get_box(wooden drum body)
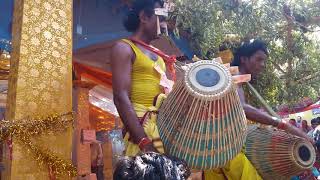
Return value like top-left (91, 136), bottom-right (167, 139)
top-left (157, 60), bottom-right (247, 170)
top-left (245, 125), bottom-right (316, 179)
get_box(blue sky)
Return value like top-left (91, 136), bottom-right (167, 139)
top-left (0, 0), bottom-right (13, 40)
top-left (0, 0), bottom-right (13, 51)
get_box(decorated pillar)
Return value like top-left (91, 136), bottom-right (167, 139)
top-left (3, 0), bottom-right (74, 179)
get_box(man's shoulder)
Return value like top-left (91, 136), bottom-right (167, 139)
top-left (113, 40), bottom-right (132, 50)
top-left (111, 40), bottom-right (134, 57)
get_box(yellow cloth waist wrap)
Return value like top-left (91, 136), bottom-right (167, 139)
top-left (124, 94), bottom-right (167, 156)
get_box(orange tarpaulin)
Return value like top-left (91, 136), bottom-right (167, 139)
top-left (73, 61), bottom-right (112, 88)
top-left (73, 61), bottom-right (118, 131)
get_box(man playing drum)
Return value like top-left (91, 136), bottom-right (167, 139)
top-left (204, 40), bottom-right (312, 180)
top-left (233, 40), bottom-right (311, 141)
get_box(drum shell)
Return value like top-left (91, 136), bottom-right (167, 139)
top-left (245, 125), bottom-right (316, 179)
top-left (157, 61), bottom-right (248, 170)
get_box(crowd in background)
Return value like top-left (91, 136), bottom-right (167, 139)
top-left (288, 116), bottom-right (320, 141)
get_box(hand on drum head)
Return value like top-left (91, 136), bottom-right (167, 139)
top-left (284, 123), bottom-right (315, 144)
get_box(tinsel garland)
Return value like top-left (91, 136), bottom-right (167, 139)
top-left (0, 112), bottom-right (74, 140)
top-left (0, 112), bottom-right (77, 178)
top-left (18, 135), bottom-right (77, 177)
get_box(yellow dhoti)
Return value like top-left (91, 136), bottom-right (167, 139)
top-left (124, 94), bottom-right (166, 156)
top-left (204, 152), bottom-right (262, 180)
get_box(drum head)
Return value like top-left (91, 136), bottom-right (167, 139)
top-left (185, 60), bottom-right (232, 100)
top-left (293, 140), bottom-right (316, 168)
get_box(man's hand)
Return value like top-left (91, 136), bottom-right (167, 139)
top-left (284, 123), bottom-right (315, 144)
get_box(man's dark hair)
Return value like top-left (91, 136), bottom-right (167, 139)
top-left (113, 152), bottom-right (191, 180)
top-left (311, 118), bottom-right (319, 124)
top-left (231, 39), bottom-right (269, 66)
top-left (289, 119), bottom-right (296, 122)
top-left (123, 0), bottom-right (164, 32)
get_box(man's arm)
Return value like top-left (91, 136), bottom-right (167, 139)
top-left (237, 85), bottom-right (313, 142)
top-left (110, 42), bottom-right (157, 152)
top-left (238, 86), bottom-right (278, 126)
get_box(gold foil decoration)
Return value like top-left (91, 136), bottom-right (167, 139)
top-left (0, 51), bottom-right (10, 79)
top-left (0, 53), bottom-right (10, 70)
top-left (4, 0), bottom-right (73, 179)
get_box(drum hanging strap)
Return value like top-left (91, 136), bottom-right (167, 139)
top-left (122, 94), bottom-right (167, 142)
top-left (128, 38), bottom-right (177, 81)
top-left (122, 110), bottom-right (157, 142)
top-left (245, 82), bottom-right (280, 118)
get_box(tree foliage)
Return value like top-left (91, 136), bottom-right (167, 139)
top-left (173, 0), bottom-right (320, 108)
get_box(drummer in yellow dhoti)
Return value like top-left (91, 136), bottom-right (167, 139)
top-left (110, 0), bottom-right (174, 155)
top-left (204, 40), bottom-right (313, 180)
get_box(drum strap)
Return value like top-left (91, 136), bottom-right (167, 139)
top-left (246, 82), bottom-right (280, 118)
top-left (128, 37), bottom-right (177, 81)
top-left (122, 112), bottom-right (156, 142)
